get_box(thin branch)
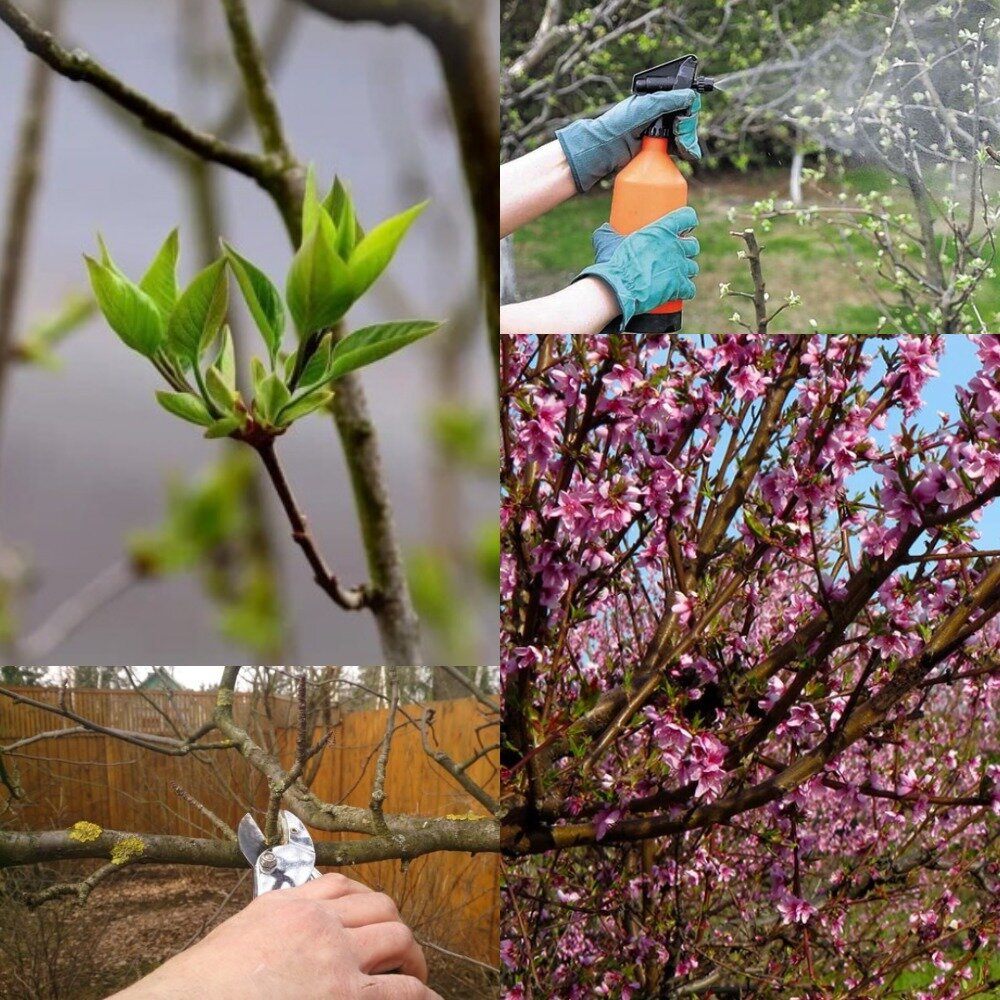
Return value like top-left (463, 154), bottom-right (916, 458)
top-left (326, 349), bottom-right (424, 662)
top-left (218, 0), bottom-right (292, 160)
top-left (253, 438), bottom-right (371, 611)
top-left (15, 558), bottom-right (137, 661)
top-left (20, 856), bottom-right (140, 907)
top-left (0, 0), bottom-right (276, 185)
top-left (0, 686), bottom-right (234, 756)
top-left (420, 707), bottom-right (499, 816)
top-left (369, 666), bottom-right (399, 838)
top-left (170, 781), bottom-right (237, 841)
top-left (414, 933), bottom-right (500, 975)
top-left (437, 665), bottom-right (500, 712)
top-left (0, 0), bottom-right (58, 433)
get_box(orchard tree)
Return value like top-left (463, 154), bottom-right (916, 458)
top-left (501, 335), bottom-right (1000, 998)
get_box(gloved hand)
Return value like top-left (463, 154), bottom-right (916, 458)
top-left (576, 207), bottom-right (700, 325)
top-left (556, 90), bottom-right (701, 194)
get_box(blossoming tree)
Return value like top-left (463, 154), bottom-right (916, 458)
top-left (500, 335), bottom-right (1000, 998)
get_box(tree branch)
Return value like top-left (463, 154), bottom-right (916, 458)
top-left (0, 0), bottom-right (57, 441)
top-left (0, 0), bottom-right (277, 188)
top-left (327, 355), bottom-right (423, 663)
top-left (0, 825), bottom-right (492, 870)
top-left (252, 438), bottom-right (371, 611)
top-left (218, 0), bottom-right (292, 160)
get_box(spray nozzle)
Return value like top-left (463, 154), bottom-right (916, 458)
top-left (632, 54), bottom-right (716, 95)
top-left (632, 55), bottom-right (714, 141)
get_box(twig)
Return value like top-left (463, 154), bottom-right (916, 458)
top-left (21, 856), bottom-right (139, 907)
top-left (262, 673), bottom-right (334, 844)
top-left (15, 558), bottom-right (136, 661)
top-left (0, 0), bottom-right (276, 186)
top-left (0, 0), bottom-right (58, 435)
top-left (730, 229), bottom-right (769, 332)
top-left (170, 781), bottom-right (237, 840)
top-left (370, 666), bottom-right (399, 838)
top-left (420, 707), bottom-right (499, 816)
top-left (218, 0), bottom-right (292, 160)
top-left (414, 933), bottom-right (500, 975)
top-left (253, 438), bottom-right (371, 611)
top-left (437, 665), bottom-right (500, 712)
top-left (0, 686), bottom-right (234, 756)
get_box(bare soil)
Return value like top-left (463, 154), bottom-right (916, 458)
top-left (0, 865), bottom-right (495, 1000)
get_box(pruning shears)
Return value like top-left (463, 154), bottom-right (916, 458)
top-left (238, 809), bottom-right (322, 897)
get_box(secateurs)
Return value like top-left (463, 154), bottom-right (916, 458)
top-left (238, 809), bottom-right (321, 897)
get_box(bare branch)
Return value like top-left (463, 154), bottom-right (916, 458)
top-left (0, 0), bottom-right (276, 187)
top-left (420, 707), bottom-right (499, 816)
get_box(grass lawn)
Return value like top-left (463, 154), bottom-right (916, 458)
top-left (510, 167), bottom-right (1000, 333)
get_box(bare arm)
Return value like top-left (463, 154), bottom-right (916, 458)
top-left (500, 140), bottom-right (577, 239)
top-left (499, 277), bottom-right (618, 337)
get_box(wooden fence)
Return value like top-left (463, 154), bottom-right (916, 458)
top-left (0, 686), bottom-right (499, 963)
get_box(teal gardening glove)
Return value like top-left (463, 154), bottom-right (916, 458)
top-left (555, 90), bottom-right (702, 193)
top-left (577, 207), bottom-right (701, 325)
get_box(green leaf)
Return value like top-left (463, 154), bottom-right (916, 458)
top-left (223, 242), bottom-right (284, 362)
top-left (329, 319), bottom-right (440, 381)
top-left (167, 258), bottom-right (228, 365)
top-left (205, 365), bottom-right (236, 413)
top-left (250, 355), bottom-right (268, 397)
top-left (139, 229), bottom-right (180, 320)
top-left (155, 390), bottom-right (213, 426)
top-left (255, 371), bottom-right (291, 424)
top-left (215, 325), bottom-right (236, 389)
top-left (348, 200), bottom-right (427, 299)
top-left (297, 332), bottom-right (333, 391)
top-left (276, 386), bottom-right (334, 426)
top-left (323, 176), bottom-right (359, 259)
top-left (204, 414), bottom-right (244, 439)
top-left (301, 164), bottom-right (321, 243)
top-left (285, 210), bottom-right (353, 336)
top-left (85, 256), bottom-right (165, 358)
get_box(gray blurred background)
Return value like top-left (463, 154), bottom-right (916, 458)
top-left (0, 0), bottom-right (498, 665)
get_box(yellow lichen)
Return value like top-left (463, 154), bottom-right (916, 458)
top-left (110, 835), bottom-right (145, 865)
top-left (444, 812), bottom-right (486, 822)
top-left (68, 821), bottom-right (102, 843)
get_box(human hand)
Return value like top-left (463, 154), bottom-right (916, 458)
top-left (577, 207), bottom-right (701, 324)
top-left (109, 873), bottom-right (442, 1000)
top-left (555, 90), bottom-right (701, 193)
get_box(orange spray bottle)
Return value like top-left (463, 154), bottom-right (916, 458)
top-left (605, 55), bottom-right (715, 334)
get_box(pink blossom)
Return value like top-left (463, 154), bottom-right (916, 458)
top-left (671, 590), bottom-right (697, 625)
top-left (777, 893), bottom-right (818, 925)
top-left (730, 364), bottom-right (771, 401)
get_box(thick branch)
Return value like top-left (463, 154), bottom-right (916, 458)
top-left (327, 355), bottom-right (423, 663)
top-left (0, 824), bottom-right (495, 870)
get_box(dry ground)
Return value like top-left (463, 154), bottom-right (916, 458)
top-left (0, 864), bottom-right (496, 1000)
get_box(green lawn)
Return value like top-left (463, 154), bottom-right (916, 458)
top-left (510, 167), bottom-right (1000, 333)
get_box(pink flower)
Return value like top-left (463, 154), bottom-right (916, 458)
top-left (973, 333), bottom-right (1000, 372)
top-left (777, 893), bottom-right (818, 925)
top-left (671, 590), bottom-right (697, 625)
top-left (730, 364), bottom-right (771, 401)
top-left (594, 807), bottom-right (624, 841)
top-left (678, 734), bottom-right (728, 801)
